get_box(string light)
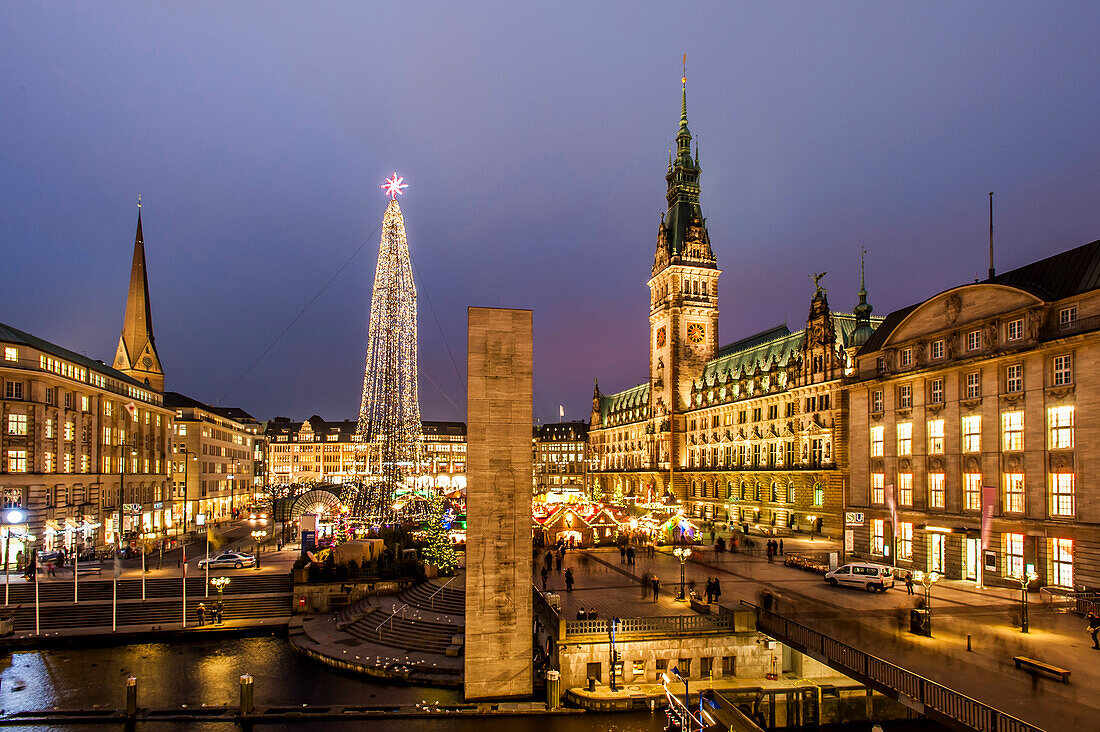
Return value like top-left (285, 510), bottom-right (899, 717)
top-left (347, 179), bottom-right (424, 523)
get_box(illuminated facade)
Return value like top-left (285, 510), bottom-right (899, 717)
top-left (848, 240), bottom-right (1100, 590)
top-left (0, 321), bottom-right (173, 557)
top-left (588, 76), bottom-right (880, 537)
top-left (266, 416), bottom-right (466, 490)
top-left (533, 421), bottom-right (588, 496)
top-left (166, 392), bottom-right (257, 526)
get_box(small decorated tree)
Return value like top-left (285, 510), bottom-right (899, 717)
top-left (421, 491), bottom-right (457, 576)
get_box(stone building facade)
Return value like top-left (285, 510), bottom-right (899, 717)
top-left (588, 79), bottom-right (881, 537)
top-left (265, 416), bottom-right (467, 491)
top-left (533, 420), bottom-right (588, 496)
top-left (847, 240), bottom-right (1100, 590)
top-left (166, 392), bottom-right (258, 527)
top-left (0, 322), bottom-right (173, 557)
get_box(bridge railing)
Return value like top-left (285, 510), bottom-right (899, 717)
top-left (751, 605), bottom-right (1042, 732)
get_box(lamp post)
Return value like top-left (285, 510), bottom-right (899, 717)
top-left (673, 546), bottom-right (692, 601)
top-left (210, 576), bottom-right (230, 625)
top-left (913, 570), bottom-right (940, 635)
top-left (178, 448), bottom-right (198, 535)
top-left (251, 530), bottom-right (266, 570)
top-left (1016, 570), bottom-right (1039, 633)
top-left (806, 514), bottom-right (817, 541)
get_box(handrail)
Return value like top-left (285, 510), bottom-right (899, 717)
top-left (377, 602), bottom-right (410, 639)
top-left (747, 603), bottom-right (1043, 732)
top-left (425, 576), bottom-right (457, 611)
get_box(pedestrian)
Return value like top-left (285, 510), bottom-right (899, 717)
top-left (215, 601), bottom-right (224, 625)
top-left (716, 537), bottom-right (726, 554)
top-left (576, 606), bottom-right (586, 620)
top-left (555, 552), bottom-right (562, 573)
top-left (713, 579), bottom-right (722, 603)
top-left (710, 529), bottom-right (716, 543)
top-left (778, 539), bottom-right (784, 555)
top-left (565, 568), bottom-right (575, 592)
top-left (905, 572), bottom-right (915, 596)
top-left (196, 602), bottom-right (206, 626)
top-left (619, 545), bottom-right (627, 564)
top-left (641, 571), bottom-right (650, 599)
top-left (651, 576), bottom-right (660, 602)
top-left (704, 578), bottom-right (713, 603)
top-left (626, 546), bottom-right (635, 566)
top-left (766, 541), bottom-right (774, 564)
top-left (545, 551), bottom-right (553, 571)
top-left (1087, 609), bottom-right (1100, 650)
top-left (541, 566), bottom-right (549, 590)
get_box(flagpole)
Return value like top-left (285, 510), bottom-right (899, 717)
top-left (73, 544), bottom-right (78, 604)
top-left (205, 530), bottom-right (210, 597)
top-left (182, 543), bottom-right (187, 628)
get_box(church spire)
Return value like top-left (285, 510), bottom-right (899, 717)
top-left (854, 248), bottom-right (873, 322)
top-left (114, 197), bottom-right (164, 391)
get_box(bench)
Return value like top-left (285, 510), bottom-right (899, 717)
top-left (75, 565), bottom-right (103, 576)
top-left (1013, 656), bottom-right (1070, 683)
top-left (689, 597), bottom-right (712, 614)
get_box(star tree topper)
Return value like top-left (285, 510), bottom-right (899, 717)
top-left (381, 173), bottom-right (408, 199)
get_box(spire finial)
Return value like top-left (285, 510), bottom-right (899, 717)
top-left (859, 247), bottom-right (866, 292)
top-left (137, 194), bottom-right (141, 209)
top-left (681, 53), bottom-right (688, 124)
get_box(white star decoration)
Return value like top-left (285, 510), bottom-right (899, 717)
top-left (381, 173), bottom-right (408, 199)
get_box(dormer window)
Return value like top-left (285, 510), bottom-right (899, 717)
top-left (931, 339), bottom-right (944, 360)
top-left (966, 330), bottom-right (981, 351)
top-left (899, 348), bottom-right (912, 367)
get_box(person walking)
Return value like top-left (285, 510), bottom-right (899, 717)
top-left (905, 572), bottom-right (915, 596)
top-left (196, 602), bottom-right (206, 627)
top-left (619, 545), bottom-right (627, 564)
top-left (1087, 609), bottom-right (1100, 649)
top-left (651, 576), bottom-right (660, 602)
top-left (704, 578), bottom-right (713, 604)
top-left (564, 568), bottom-right (575, 592)
top-left (641, 571), bottom-right (650, 599)
top-left (555, 552), bottom-right (563, 573)
top-left (544, 551), bottom-right (553, 571)
top-left (766, 541), bottom-right (774, 563)
top-left (626, 546), bottom-right (635, 567)
top-left (713, 579), bottom-right (722, 603)
top-left (541, 566), bottom-right (549, 590)
top-left (778, 539), bottom-right (784, 555)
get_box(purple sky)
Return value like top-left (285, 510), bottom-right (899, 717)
top-left (4, 3), bottom-right (1100, 425)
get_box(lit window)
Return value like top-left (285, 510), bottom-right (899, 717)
top-left (871, 390), bottom-right (883, 413)
top-left (929, 378), bottom-right (943, 404)
top-left (927, 419), bottom-right (944, 454)
top-left (1005, 534), bottom-right (1024, 578)
top-left (813, 483), bottom-right (824, 506)
top-left (872, 473), bottom-right (885, 504)
top-left (900, 348), bottom-right (912, 367)
top-left (81, 396), bottom-right (89, 412)
top-left (931, 340), bottom-right (944, 360)
top-left (1051, 538), bottom-right (1073, 587)
top-left (178, 424), bottom-right (187, 436)
top-left (962, 415), bottom-right (981, 452)
top-left (103, 456), bottom-right (111, 473)
top-left (1002, 411), bottom-right (1023, 451)
top-left (871, 519), bottom-right (885, 555)
top-left (104, 401), bottom-right (113, 417)
top-left (1048, 406), bottom-right (1074, 449)
top-left (6, 414), bottom-right (28, 436)
top-left (6, 450), bottom-right (27, 473)
top-left (1053, 355), bottom-right (1072, 386)
top-left (876, 356), bottom-right (886, 373)
top-left (896, 422), bottom-right (912, 455)
top-left (1050, 474), bottom-right (1075, 517)
top-left (1004, 473), bottom-right (1024, 513)
top-left (81, 454), bottom-right (90, 473)
top-left (1059, 306), bottom-right (1077, 326)
top-left (898, 473), bottom-right (913, 506)
top-left (965, 372), bottom-right (981, 399)
top-left (64, 421), bottom-right (74, 441)
top-left (870, 426), bottom-right (884, 457)
top-left (1006, 364), bottom-right (1022, 393)
top-left (44, 452), bottom-right (55, 473)
top-left (3, 347), bottom-right (16, 362)
top-left (898, 384), bottom-right (912, 409)
top-left (5, 381), bottom-right (24, 400)
top-left (63, 453), bottom-right (73, 473)
top-left (967, 330), bottom-right (981, 351)
top-left (964, 473), bottom-right (982, 510)
top-left (897, 522), bottom-right (913, 560)
top-left (928, 473), bottom-right (945, 509)
top-left (1006, 319), bottom-right (1023, 341)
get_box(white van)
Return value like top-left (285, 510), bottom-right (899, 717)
top-left (824, 563), bottom-right (895, 592)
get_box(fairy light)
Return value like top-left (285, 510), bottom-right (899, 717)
top-left (348, 177), bottom-right (424, 523)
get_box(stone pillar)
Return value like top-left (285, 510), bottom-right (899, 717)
top-left (464, 307), bottom-right (533, 700)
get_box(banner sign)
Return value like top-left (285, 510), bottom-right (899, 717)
top-left (123, 503), bottom-right (143, 514)
top-left (980, 485), bottom-right (996, 550)
top-left (844, 512), bottom-right (864, 526)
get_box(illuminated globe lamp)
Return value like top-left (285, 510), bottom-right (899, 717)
top-left (912, 570), bottom-right (940, 635)
top-left (1016, 569), bottom-right (1040, 633)
top-left (673, 546), bottom-right (693, 601)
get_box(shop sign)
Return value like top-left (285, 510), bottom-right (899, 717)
top-left (153, 502), bottom-right (164, 510)
top-left (123, 504), bottom-right (143, 514)
top-left (844, 529), bottom-right (854, 552)
top-left (844, 511), bottom-right (864, 526)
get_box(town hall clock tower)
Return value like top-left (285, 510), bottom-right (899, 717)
top-left (648, 72), bottom-right (720, 488)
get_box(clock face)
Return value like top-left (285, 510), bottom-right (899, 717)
top-left (656, 327), bottom-right (666, 348)
top-left (687, 323), bottom-right (705, 344)
top-left (142, 356), bottom-right (153, 367)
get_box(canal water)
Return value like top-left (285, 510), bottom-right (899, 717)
top-left (0, 634), bottom-right (662, 731)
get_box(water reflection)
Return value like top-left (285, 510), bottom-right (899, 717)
top-left (1, 636), bottom-right (663, 732)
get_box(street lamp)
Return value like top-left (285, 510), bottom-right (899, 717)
top-left (117, 443), bottom-right (140, 552)
top-left (806, 515), bottom-right (817, 541)
top-left (210, 576), bottom-right (230, 625)
top-left (3, 509), bottom-right (30, 607)
top-left (913, 570), bottom-right (940, 635)
top-left (673, 546), bottom-right (693, 601)
top-left (1015, 570), bottom-right (1039, 633)
top-left (178, 448), bottom-right (198, 535)
top-left (250, 530), bottom-right (267, 570)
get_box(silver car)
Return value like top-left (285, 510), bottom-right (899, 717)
top-left (198, 551), bottom-right (255, 569)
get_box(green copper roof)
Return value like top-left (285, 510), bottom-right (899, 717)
top-left (598, 382), bottom-right (650, 423)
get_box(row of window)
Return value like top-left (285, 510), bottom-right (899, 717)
top-left (870, 406), bottom-right (1074, 458)
top-left (690, 479), bottom-right (826, 506)
top-left (688, 395), bottom-right (833, 433)
top-left (870, 470), bottom-right (1075, 516)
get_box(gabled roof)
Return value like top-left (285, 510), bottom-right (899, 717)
top-left (598, 382), bottom-right (650, 421)
top-left (859, 238), bottom-right (1100, 355)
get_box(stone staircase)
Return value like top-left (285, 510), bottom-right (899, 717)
top-left (343, 576), bottom-right (465, 656)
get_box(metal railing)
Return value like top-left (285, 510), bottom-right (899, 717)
top-left (1041, 313), bottom-right (1100, 341)
top-left (424, 576), bottom-right (457, 611)
top-left (563, 611), bottom-right (736, 639)
top-left (751, 605), bottom-right (1043, 732)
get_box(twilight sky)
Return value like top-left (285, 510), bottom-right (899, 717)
top-left (3, 3), bottom-right (1100, 425)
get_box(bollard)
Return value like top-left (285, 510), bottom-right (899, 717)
top-left (967, 634), bottom-right (972, 652)
top-left (545, 670), bottom-right (560, 710)
top-left (239, 674), bottom-right (254, 715)
top-left (125, 676), bottom-right (137, 717)
top-left (587, 676), bottom-right (596, 692)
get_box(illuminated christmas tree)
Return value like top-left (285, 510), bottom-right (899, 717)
top-left (348, 174), bottom-right (423, 523)
top-left (421, 491), bottom-right (457, 575)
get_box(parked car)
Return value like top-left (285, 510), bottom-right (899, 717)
top-left (198, 552), bottom-right (256, 569)
top-left (824, 562), bottom-right (895, 592)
